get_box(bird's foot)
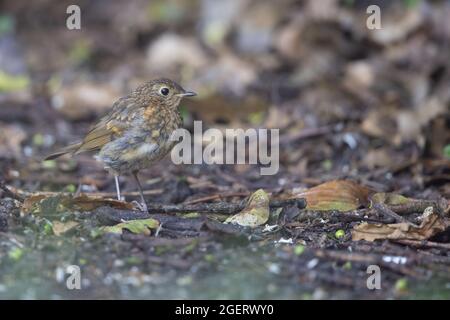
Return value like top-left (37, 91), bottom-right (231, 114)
top-left (132, 200), bottom-right (148, 212)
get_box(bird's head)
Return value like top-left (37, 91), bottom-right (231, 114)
top-left (138, 78), bottom-right (196, 109)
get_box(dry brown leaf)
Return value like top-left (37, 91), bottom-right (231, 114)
top-left (52, 220), bottom-right (79, 236)
top-left (21, 194), bottom-right (47, 215)
top-left (21, 193), bottom-right (133, 216)
top-left (225, 189), bottom-right (270, 227)
top-left (294, 180), bottom-right (371, 211)
top-left (352, 207), bottom-right (449, 241)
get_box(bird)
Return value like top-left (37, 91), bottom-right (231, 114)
top-left (45, 78), bottom-right (196, 211)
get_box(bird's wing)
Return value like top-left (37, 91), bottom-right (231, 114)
top-left (75, 96), bottom-right (145, 154)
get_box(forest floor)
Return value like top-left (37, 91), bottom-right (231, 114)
top-left (0, 0), bottom-right (449, 299)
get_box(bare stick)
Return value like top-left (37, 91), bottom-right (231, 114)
top-left (146, 197), bottom-right (307, 214)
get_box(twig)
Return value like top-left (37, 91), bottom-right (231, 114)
top-left (280, 124), bottom-right (341, 144)
top-left (394, 239), bottom-right (450, 250)
top-left (373, 203), bottom-right (413, 225)
top-left (91, 189), bottom-right (164, 198)
top-left (295, 209), bottom-right (391, 224)
top-left (314, 249), bottom-right (426, 279)
top-left (389, 199), bottom-right (448, 215)
top-left (146, 197), bottom-right (306, 214)
top-left (183, 192), bottom-right (250, 205)
top-left (0, 181), bottom-right (25, 202)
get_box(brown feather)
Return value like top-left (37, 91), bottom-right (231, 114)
top-left (75, 124), bottom-right (113, 154)
top-left (44, 142), bottom-right (82, 160)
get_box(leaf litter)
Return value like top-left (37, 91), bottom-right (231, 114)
top-left (0, 0), bottom-right (449, 299)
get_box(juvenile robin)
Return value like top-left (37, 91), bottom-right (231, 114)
top-left (45, 78), bottom-right (196, 211)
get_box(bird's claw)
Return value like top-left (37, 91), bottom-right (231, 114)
top-left (132, 200), bottom-right (148, 212)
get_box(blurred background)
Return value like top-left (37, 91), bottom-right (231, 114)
top-left (0, 0), bottom-right (449, 299)
top-left (0, 0), bottom-right (449, 199)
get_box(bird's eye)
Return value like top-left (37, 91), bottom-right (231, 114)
top-left (160, 87), bottom-right (169, 96)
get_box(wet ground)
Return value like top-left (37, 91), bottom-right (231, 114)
top-left (0, 0), bottom-right (450, 299)
top-left (1, 185), bottom-right (449, 300)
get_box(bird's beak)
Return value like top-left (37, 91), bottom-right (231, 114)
top-left (178, 91), bottom-right (197, 97)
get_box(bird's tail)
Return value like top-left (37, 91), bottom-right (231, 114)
top-left (44, 142), bottom-right (82, 160)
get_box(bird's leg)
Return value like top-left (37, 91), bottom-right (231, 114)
top-left (114, 175), bottom-right (122, 201)
top-left (132, 171), bottom-right (148, 212)
top-left (74, 181), bottom-right (82, 197)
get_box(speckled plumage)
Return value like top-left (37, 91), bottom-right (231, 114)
top-left (46, 78), bottom-right (196, 210)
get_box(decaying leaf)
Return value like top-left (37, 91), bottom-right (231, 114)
top-left (225, 189), bottom-right (270, 227)
top-left (101, 218), bottom-right (159, 235)
top-left (52, 220), bottom-right (79, 236)
top-left (370, 192), bottom-right (412, 206)
top-left (21, 194), bottom-right (134, 216)
top-left (294, 180), bottom-right (371, 211)
top-left (352, 207), bottom-right (449, 241)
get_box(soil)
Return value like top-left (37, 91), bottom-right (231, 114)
top-left (0, 0), bottom-right (449, 299)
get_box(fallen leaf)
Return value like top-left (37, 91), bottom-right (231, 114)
top-left (52, 220), bottom-right (79, 236)
top-left (370, 192), bottom-right (412, 206)
top-left (101, 218), bottom-right (159, 236)
top-left (21, 194), bottom-right (133, 216)
top-left (21, 194), bottom-right (47, 215)
top-left (352, 207), bottom-right (449, 241)
top-left (225, 189), bottom-right (270, 227)
top-left (294, 180), bottom-right (371, 211)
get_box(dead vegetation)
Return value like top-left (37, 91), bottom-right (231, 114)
top-left (0, 0), bottom-right (449, 299)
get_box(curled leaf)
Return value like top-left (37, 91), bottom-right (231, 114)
top-left (370, 192), bottom-right (412, 206)
top-left (295, 180), bottom-right (371, 211)
top-left (352, 207), bottom-right (449, 241)
top-left (225, 189), bottom-right (270, 227)
top-left (101, 218), bottom-right (160, 235)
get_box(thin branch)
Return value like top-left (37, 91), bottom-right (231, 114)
top-left (394, 239), bottom-right (450, 250)
top-left (146, 197), bottom-right (307, 214)
top-left (0, 181), bottom-right (25, 202)
top-left (373, 203), bottom-right (413, 225)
